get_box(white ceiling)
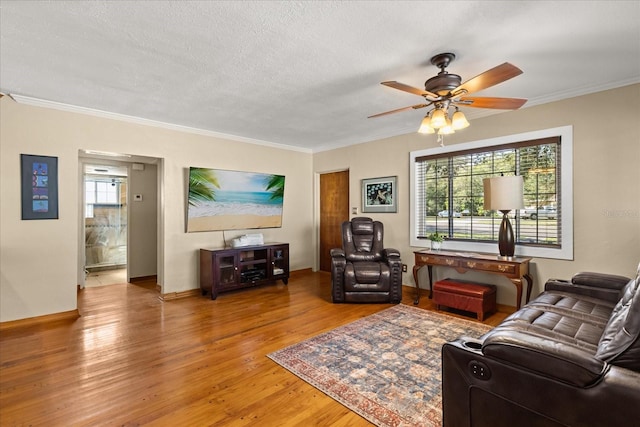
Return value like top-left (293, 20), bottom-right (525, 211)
top-left (1, 1), bottom-right (639, 153)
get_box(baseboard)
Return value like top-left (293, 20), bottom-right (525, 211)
top-left (0, 309), bottom-right (80, 332)
top-left (159, 289), bottom-right (201, 301)
top-left (130, 275), bottom-right (158, 283)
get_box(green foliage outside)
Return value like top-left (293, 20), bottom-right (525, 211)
top-left (420, 143), bottom-right (559, 244)
top-left (423, 144), bottom-right (557, 215)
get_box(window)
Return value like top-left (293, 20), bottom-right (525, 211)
top-left (410, 126), bottom-right (573, 260)
top-left (85, 178), bottom-right (122, 218)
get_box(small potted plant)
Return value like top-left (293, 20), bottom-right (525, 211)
top-left (427, 232), bottom-right (445, 251)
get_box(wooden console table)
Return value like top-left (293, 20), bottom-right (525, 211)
top-left (413, 249), bottom-right (533, 310)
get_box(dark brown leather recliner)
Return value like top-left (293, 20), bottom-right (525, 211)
top-left (330, 217), bottom-right (402, 303)
top-left (441, 264), bottom-right (640, 426)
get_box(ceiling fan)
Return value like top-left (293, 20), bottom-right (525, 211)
top-left (369, 52), bottom-right (527, 135)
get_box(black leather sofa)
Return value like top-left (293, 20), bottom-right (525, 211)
top-left (442, 265), bottom-right (640, 426)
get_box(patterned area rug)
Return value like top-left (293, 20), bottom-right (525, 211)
top-left (268, 304), bottom-right (492, 426)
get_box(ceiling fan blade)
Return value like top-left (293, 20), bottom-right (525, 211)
top-left (456, 97), bottom-right (527, 110)
top-left (368, 103), bottom-right (430, 118)
top-left (381, 81), bottom-right (438, 98)
top-left (453, 63), bottom-right (523, 96)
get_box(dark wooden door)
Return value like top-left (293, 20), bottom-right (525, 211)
top-left (319, 170), bottom-right (349, 272)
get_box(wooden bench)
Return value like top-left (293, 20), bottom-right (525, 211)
top-left (433, 278), bottom-right (497, 321)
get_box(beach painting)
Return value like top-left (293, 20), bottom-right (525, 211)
top-left (187, 167), bottom-right (285, 232)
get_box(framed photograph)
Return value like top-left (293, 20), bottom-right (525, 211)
top-left (21, 154), bottom-right (59, 220)
top-left (362, 176), bottom-right (397, 213)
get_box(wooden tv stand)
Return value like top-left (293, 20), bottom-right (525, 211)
top-left (199, 243), bottom-right (289, 300)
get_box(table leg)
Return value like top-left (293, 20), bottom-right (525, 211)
top-left (427, 265), bottom-right (433, 299)
top-left (524, 274), bottom-right (533, 303)
top-left (509, 278), bottom-right (524, 310)
top-left (412, 265), bottom-right (421, 305)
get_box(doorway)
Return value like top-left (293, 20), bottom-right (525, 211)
top-left (83, 164), bottom-right (128, 286)
top-left (78, 151), bottom-right (160, 290)
top-left (319, 170), bottom-right (349, 272)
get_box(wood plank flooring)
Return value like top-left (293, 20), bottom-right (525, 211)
top-left (0, 271), bottom-right (508, 426)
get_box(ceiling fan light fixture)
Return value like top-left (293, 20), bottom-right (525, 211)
top-left (451, 108), bottom-right (470, 130)
top-left (438, 119), bottom-right (455, 135)
top-left (430, 108), bottom-right (447, 129)
top-left (418, 115), bottom-right (435, 134)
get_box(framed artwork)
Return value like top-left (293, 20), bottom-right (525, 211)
top-left (186, 167), bottom-right (285, 232)
top-left (21, 154), bottom-right (59, 220)
top-left (362, 176), bottom-right (397, 213)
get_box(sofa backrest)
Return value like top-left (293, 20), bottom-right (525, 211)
top-left (595, 265), bottom-right (640, 372)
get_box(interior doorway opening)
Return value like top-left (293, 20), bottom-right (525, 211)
top-left (83, 164), bottom-right (128, 285)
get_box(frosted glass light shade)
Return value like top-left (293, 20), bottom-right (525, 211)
top-left (418, 116), bottom-right (435, 134)
top-left (430, 108), bottom-right (447, 128)
top-left (451, 110), bottom-right (470, 130)
top-left (483, 175), bottom-right (524, 211)
top-left (438, 123), bottom-right (455, 135)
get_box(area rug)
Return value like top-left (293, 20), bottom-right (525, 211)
top-left (267, 304), bottom-right (492, 427)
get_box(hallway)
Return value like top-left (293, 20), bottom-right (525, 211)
top-left (85, 268), bottom-right (127, 287)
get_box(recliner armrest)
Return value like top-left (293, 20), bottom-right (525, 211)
top-left (481, 326), bottom-right (607, 387)
top-left (330, 248), bottom-right (345, 258)
top-left (382, 248), bottom-right (400, 259)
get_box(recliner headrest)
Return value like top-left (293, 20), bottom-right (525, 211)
top-left (351, 217), bottom-right (374, 235)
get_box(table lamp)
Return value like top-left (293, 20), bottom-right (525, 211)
top-left (483, 175), bottom-right (524, 258)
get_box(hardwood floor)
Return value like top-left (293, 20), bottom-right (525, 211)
top-left (0, 271), bottom-right (508, 426)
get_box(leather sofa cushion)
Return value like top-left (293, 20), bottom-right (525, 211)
top-left (499, 291), bottom-right (615, 349)
top-left (526, 291), bottom-right (615, 324)
top-left (497, 308), bottom-right (605, 350)
top-left (596, 275), bottom-right (640, 371)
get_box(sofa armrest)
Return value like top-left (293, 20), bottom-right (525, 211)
top-left (481, 326), bottom-right (607, 387)
top-left (572, 272), bottom-right (631, 290)
top-left (545, 271), bottom-right (630, 303)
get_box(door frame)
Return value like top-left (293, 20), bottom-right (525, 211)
top-left (77, 152), bottom-right (163, 290)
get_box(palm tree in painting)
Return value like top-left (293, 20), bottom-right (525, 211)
top-left (265, 174), bottom-right (285, 201)
top-left (188, 168), bottom-right (220, 206)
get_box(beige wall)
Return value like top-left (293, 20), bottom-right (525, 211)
top-left (2, 84), bottom-right (639, 322)
top-left (0, 99), bottom-right (313, 322)
top-left (314, 84), bottom-right (640, 306)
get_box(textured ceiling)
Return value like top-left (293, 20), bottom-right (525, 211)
top-left (1, 1), bottom-right (639, 152)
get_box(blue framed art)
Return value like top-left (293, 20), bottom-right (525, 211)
top-left (21, 154), bottom-right (59, 220)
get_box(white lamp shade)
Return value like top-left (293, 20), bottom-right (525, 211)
top-left (483, 175), bottom-right (524, 211)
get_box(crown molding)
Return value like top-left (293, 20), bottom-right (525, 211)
top-left (8, 94), bottom-right (312, 154)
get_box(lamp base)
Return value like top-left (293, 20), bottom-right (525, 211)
top-left (498, 210), bottom-right (515, 257)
